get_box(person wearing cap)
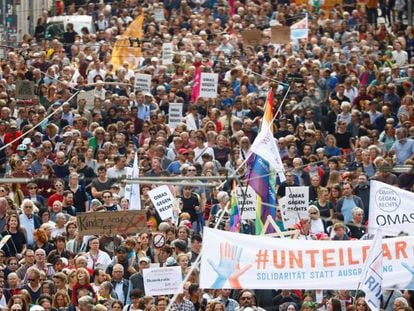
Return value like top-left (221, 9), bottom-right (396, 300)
top-left (4, 121), bottom-right (22, 152)
top-left (106, 246), bottom-right (134, 278)
top-left (167, 148), bottom-right (189, 175)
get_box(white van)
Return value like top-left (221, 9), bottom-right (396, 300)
top-left (45, 15), bottom-right (96, 40)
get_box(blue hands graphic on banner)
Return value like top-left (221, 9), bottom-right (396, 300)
top-left (207, 242), bottom-right (252, 288)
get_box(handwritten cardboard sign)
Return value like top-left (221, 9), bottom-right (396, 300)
top-left (15, 80), bottom-right (36, 99)
top-left (271, 25), bottom-right (291, 44)
top-left (77, 210), bottom-right (147, 236)
top-left (241, 29), bottom-right (263, 46)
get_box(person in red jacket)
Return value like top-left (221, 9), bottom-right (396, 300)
top-left (4, 121), bottom-right (22, 152)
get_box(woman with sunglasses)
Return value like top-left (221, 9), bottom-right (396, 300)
top-left (308, 205), bottom-right (327, 235)
top-left (355, 297), bottom-right (370, 311)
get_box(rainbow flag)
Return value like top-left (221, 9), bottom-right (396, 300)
top-left (246, 89), bottom-right (285, 235)
top-left (229, 180), bottom-right (240, 232)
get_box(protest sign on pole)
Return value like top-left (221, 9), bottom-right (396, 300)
top-left (200, 227), bottom-right (414, 290)
top-left (134, 73), bottom-right (152, 93)
top-left (143, 266), bottom-right (183, 296)
top-left (279, 186), bottom-right (309, 228)
top-left (77, 211), bottom-right (146, 236)
top-left (154, 7), bottom-right (165, 22)
top-left (368, 181), bottom-right (414, 236)
top-left (199, 73), bottom-right (218, 98)
top-left (148, 185), bottom-right (175, 220)
top-left (15, 80), bottom-right (35, 99)
top-left (162, 42), bottom-right (173, 65)
top-left (168, 102), bottom-right (183, 130)
top-left (77, 89), bottom-right (96, 110)
top-left (236, 186), bottom-right (257, 220)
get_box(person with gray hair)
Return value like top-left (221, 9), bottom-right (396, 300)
top-left (98, 281), bottom-right (115, 307)
top-left (78, 295), bottom-right (96, 311)
top-left (51, 212), bottom-right (67, 238)
top-left (19, 199), bottom-right (41, 247)
top-left (347, 207), bottom-right (366, 239)
top-left (208, 191), bottom-right (230, 228)
top-left (393, 297), bottom-right (409, 310)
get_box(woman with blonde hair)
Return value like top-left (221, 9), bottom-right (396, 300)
top-left (71, 267), bottom-right (97, 306)
top-left (312, 187), bottom-right (334, 220)
top-left (88, 127), bottom-right (106, 152)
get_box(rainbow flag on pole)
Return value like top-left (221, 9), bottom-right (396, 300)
top-left (246, 89), bottom-right (285, 234)
top-left (229, 180), bottom-right (240, 232)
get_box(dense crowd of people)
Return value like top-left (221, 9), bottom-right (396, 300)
top-left (0, 0), bottom-right (413, 310)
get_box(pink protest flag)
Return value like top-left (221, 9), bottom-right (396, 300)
top-left (191, 65), bottom-right (202, 103)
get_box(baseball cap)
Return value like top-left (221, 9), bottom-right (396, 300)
top-left (179, 148), bottom-right (189, 155)
top-left (139, 257), bottom-right (150, 264)
top-left (116, 246), bottom-right (128, 253)
top-left (166, 257), bottom-right (177, 266)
